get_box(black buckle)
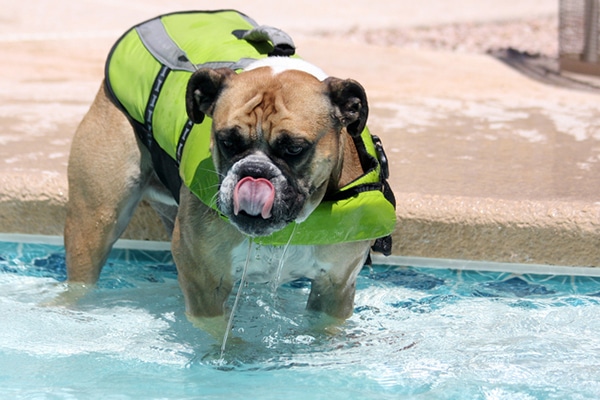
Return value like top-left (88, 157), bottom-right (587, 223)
top-left (370, 135), bottom-right (395, 257)
top-left (372, 135), bottom-right (389, 180)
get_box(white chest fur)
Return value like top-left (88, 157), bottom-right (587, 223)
top-left (229, 239), bottom-right (330, 285)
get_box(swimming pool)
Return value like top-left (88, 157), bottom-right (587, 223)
top-left (1, 235), bottom-right (599, 399)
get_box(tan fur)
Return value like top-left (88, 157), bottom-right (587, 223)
top-left (65, 65), bottom-right (372, 340)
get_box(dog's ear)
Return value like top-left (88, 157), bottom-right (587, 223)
top-left (324, 77), bottom-right (369, 137)
top-left (186, 68), bottom-right (235, 123)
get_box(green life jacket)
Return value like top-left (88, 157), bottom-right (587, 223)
top-left (104, 10), bottom-right (396, 251)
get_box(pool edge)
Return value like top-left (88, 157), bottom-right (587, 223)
top-left (1, 181), bottom-right (600, 269)
top-left (2, 232), bottom-right (600, 277)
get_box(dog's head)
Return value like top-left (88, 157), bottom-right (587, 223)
top-left (185, 62), bottom-right (368, 237)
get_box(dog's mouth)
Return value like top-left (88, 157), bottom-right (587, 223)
top-left (217, 154), bottom-right (306, 237)
top-left (233, 176), bottom-right (275, 219)
top-left (221, 174), bottom-right (303, 237)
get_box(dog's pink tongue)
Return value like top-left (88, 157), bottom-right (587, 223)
top-left (233, 177), bottom-right (275, 219)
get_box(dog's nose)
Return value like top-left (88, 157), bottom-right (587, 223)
top-left (232, 153), bottom-right (281, 180)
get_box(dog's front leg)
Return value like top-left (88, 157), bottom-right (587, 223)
top-left (307, 242), bottom-right (371, 322)
top-left (172, 188), bottom-right (245, 340)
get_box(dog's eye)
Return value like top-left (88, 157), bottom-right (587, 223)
top-left (275, 135), bottom-right (310, 159)
top-left (284, 145), bottom-right (305, 157)
top-left (216, 128), bottom-right (245, 155)
top-left (221, 139), bottom-right (234, 149)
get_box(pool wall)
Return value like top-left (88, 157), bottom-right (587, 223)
top-left (1, 1), bottom-right (599, 268)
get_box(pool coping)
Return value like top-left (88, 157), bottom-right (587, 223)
top-left (5, 170), bottom-right (600, 269)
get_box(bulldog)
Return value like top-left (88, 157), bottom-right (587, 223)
top-left (63, 11), bottom-right (395, 339)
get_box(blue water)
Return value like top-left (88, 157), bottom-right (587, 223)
top-left (1, 239), bottom-right (600, 399)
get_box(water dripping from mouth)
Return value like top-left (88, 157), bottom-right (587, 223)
top-left (271, 223), bottom-right (298, 292)
top-left (220, 238), bottom-right (253, 358)
top-left (220, 224), bottom-right (297, 357)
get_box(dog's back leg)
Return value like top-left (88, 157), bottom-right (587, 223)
top-left (64, 85), bottom-right (152, 284)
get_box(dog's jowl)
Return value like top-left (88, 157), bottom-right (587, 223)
top-left (64, 10), bottom-right (396, 339)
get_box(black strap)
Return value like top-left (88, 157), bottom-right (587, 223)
top-left (144, 65), bottom-right (170, 133)
top-left (324, 183), bottom-right (384, 202)
top-left (176, 119), bottom-right (195, 164)
top-left (372, 135), bottom-right (390, 180)
top-left (124, 118), bottom-right (183, 204)
top-left (371, 235), bottom-right (393, 257)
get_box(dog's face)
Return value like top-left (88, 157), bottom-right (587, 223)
top-left (185, 65), bottom-right (368, 237)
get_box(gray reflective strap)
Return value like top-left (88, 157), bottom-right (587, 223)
top-left (194, 58), bottom-right (257, 71)
top-left (136, 18), bottom-right (263, 72)
top-left (231, 58), bottom-right (260, 69)
top-left (233, 25), bottom-right (296, 56)
top-left (135, 18), bottom-right (197, 72)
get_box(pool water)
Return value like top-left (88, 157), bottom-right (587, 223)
top-left (1, 238), bottom-right (600, 399)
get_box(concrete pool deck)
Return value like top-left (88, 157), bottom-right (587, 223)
top-left (2, 0), bottom-right (599, 268)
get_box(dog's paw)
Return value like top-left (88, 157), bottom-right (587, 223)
top-left (308, 312), bottom-right (347, 336)
top-left (40, 282), bottom-right (93, 308)
top-left (186, 314), bottom-right (244, 346)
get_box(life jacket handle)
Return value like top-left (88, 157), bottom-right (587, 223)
top-left (232, 25), bottom-right (296, 57)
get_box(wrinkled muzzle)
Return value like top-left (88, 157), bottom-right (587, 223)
top-left (217, 153), bottom-right (306, 237)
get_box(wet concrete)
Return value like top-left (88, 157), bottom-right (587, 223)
top-left (2, 0), bottom-right (599, 267)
